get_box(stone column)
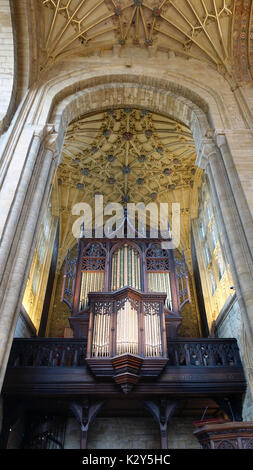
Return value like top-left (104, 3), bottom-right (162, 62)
top-left (200, 139), bottom-right (253, 351)
top-left (216, 133), bottom-right (253, 259)
top-left (0, 131), bottom-right (59, 390)
top-left (0, 125), bottom-right (54, 304)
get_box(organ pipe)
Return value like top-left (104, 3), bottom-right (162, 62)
top-left (111, 245), bottom-right (141, 291)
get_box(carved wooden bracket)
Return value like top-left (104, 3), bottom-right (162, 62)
top-left (69, 399), bottom-right (104, 449)
top-left (144, 399), bottom-right (179, 449)
top-left (112, 354), bottom-right (143, 394)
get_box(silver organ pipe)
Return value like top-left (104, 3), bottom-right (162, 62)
top-left (111, 245), bottom-right (141, 291)
top-left (147, 272), bottom-right (172, 310)
top-left (75, 241), bottom-right (179, 360)
top-left (80, 272), bottom-right (104, 310)
top-left (92, 306), bottom-right (111, 357)
top-left (116, 300), bottom-right (138, 355)
top-left (144, 304), bottom-right (162, 357)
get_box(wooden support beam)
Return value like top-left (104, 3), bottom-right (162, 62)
top-left (144, 399), bottom-right (179, 449)
top-left (69, 399), bottom-right (104, 449)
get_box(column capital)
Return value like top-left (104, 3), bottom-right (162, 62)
top-left (196, 136), bottom-right (217, 170)
top-left (43, 131), bottom-right (59, 158)
top-left (33, 125), bottom-right (46, 140)
top-left (33, 124), bottom-right (55, 140)
top-left (215, 132), bottom-right (227, 149)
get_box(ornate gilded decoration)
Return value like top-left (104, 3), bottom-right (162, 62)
top-left (232, 0), bottom-right (253, 82)
top-left (57, 108), bottom-right (200, 265)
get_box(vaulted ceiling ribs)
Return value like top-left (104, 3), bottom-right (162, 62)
top-left (40, 0), bottom-right (238, 78)
top-left (55, 108), bottom-right (202, 267)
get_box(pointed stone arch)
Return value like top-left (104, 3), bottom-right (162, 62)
top-left (1, 67), bottom-right (253, 405)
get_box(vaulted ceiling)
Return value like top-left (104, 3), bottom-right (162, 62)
top-left (54, 108), bottom-right (202, 267)
top-left (39, 0), bottom-right (253, 82)
top-left (38, 1), bottom-right (253, 265)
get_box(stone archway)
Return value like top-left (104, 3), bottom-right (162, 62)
top-left (0, 68), bottom-right (253, 399)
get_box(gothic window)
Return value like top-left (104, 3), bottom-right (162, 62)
top-left (22, 198), bottom-right (57, 330)
top-left (196, 178), bottom-right (234, 326)
top-left (205, 244), bottom-right (211, 266)
top-left (209, 268), bottom-right (216, 296)
top-left (32, 262), bottom-right (40, 295)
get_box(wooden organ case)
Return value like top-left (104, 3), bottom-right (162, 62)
top-left (61, 236), bottom-right (190, 392)
top-left (2, 234), bottom-right (246, 450)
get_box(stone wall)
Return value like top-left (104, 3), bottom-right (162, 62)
top-left (216, 296), bottom-right (253, 421)
top-left (64, 417), bottom-right (200, 450)
top-left (14, 308), bottom-right (36, 338)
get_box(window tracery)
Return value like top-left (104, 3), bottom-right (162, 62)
top-left (195, 177), bottom-right (234, 328)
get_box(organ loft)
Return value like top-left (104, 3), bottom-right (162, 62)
top-left (1, 0), bottom-right (253, 451)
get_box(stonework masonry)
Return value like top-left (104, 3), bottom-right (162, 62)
top-left (0, 0), bottom-right (13, 132)
top-left (217, 296), bottom-right (253, 421)
top-left (1, 2), bottom-right (253, 437)
top-left (64, 417), bottom-right (200, 450)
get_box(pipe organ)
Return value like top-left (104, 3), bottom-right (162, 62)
top-left (62, 236), bottom-right (191, 376)
top-left (111, 244), bottom-right (141, 291)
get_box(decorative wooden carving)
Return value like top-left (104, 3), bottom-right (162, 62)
top-left (85, 287), bottom-right (168, 389)
top-left (65, 237), bottom-right (185, 343)
top-left (112, 354), bottom-right (143, 394)
top-left (144, 399), bottom-right (179, 449)
top-left (4, 337), bottom-right (246, 409)
top-left (61, 250), bottom-right (77, 308)
top-left (69, 400), bottom-right (104, 450)
top-left (81, 242), bottom-right (107, 271)
top-left (174, 251), bottom-right (191, 309)
top-left (193, 421), bottom-right (253, 449)
top-left (8, 338), bottom-right (87, 368)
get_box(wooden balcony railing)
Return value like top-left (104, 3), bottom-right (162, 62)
top-left (7, 337), bottom-right (241, 369)
top-left (166, 338), bottom-right (242, 368)
top-left (4, 337), bottom-right (246, 400)
top-left (8, 338), bottom-right (87, 368)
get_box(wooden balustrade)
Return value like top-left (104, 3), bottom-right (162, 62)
top-left (167, 338), bottom-right (242, 367)
top-left (8, 338), bottom-right (87, 368)
top-left (7, 337), bottom-right (241, 369)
